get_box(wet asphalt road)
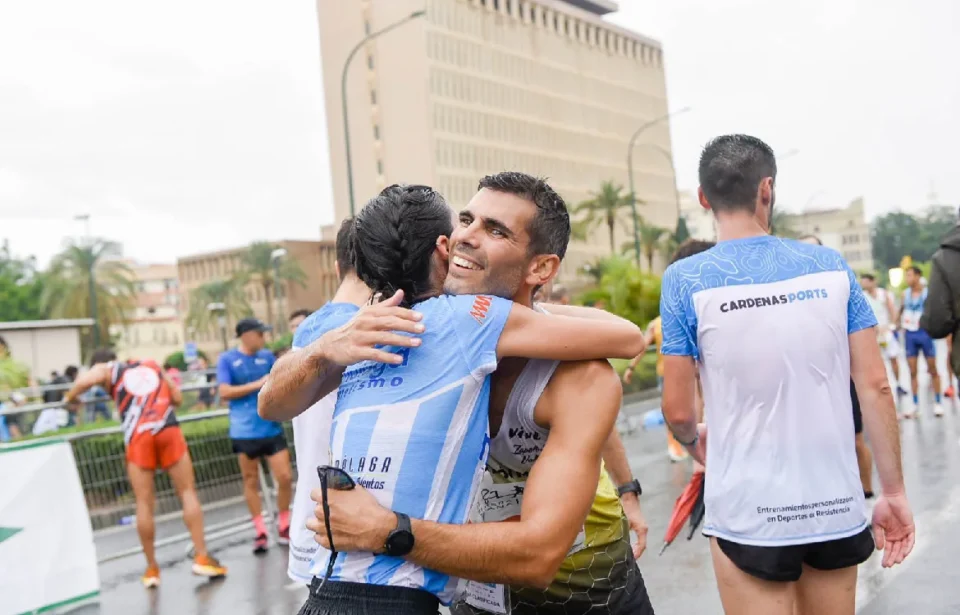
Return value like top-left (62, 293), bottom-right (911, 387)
top-left (73, 359), bottom-right (960, 615)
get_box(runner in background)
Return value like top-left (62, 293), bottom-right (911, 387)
top-left (898, 265), bottom-right (944, 417)
top-left (63, 349), bottom-right (226, 587)
top-left (860, 273), bottom-right (906, 399)
top-left (624, 316), bottom-right (687, 461)
top-left (217, 319), bottom-right (292, 553)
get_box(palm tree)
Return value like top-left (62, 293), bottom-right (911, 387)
top-left (42, 239), bottom-right (136, 348)
top-left (238, 242), bottom-right (308, 333)
top-left (638, 220), bottom-right (668, 272)
top-left (572, 181), bottom-right (636, 255)
top-left (185, 277), bottom-right (252, 339)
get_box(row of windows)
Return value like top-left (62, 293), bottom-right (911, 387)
top-left (118, 326), bottom-right (181, 347)
top-left (432, 101), bottom-right (667, 166)
top-left (428, 0), bottom-right (663, 68)
top-left (841, 233), bottom-right (863, 246)
top-left (426, 31), bottom-right (661, 118)
top-left (843, 250), bottom-right (871, 264)
top-left (180, 256), bottom-right (244, 284)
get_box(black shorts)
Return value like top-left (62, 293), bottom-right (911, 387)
top-left (851, 380), bottom-right (863, 434)
top-left (716, 527), bottom-right (875, 582)
top-left (299, 579), bottom-right (439, 615)
top-left (231, 434), bottom-right (288, 459)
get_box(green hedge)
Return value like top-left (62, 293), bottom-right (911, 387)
top-left (610, 353), bottom-right (659, 395)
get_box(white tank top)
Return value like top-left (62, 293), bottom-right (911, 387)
top-left (486, 359), bottom-right (558, 474)
top-left (863, 288), bottom-right (890, 328)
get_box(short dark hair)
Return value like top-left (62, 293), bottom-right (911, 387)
top-left (335, 217), bottom-right (356, 279)
top-left (90, 348), bottom-right (117, 366)
top-left (860, 272), bottom-right (876, 281)
top-left (699, 135), bottom-right (777, 213)
top-left (908, 265), bottom-right (923, 276)
top-left (289, 308), bottom-right (311, 321)
top-left (798, 234), bottom-right (823, 245)
top-left (353, 184), bottom-right (453, 307)
top-left (478, 172), bottom-right (570, 261)
top-left (64, 365), bottom-right (79, 380)
top-left (670, 239), bottom-right (716, 265)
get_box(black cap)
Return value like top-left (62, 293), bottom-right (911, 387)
top-left (236, 318), bottom-right (272, 337)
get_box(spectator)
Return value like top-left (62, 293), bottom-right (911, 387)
top-left (194, 356), bottom-right (216, 409)
top-left (82, 384), bottom-right (112, 423)
top-left (921, 208), bottom-right (960, 394)
top-left (287, 308), bottom-right (311, 332)
top-left (0, 391), bottom-right (27, 441)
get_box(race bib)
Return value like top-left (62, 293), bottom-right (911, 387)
top-left (902, 310), bottom-right (920, 331)
top-left (463, 581), bottom-right (510, 614)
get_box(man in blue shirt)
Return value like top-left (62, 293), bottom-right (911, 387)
top-left (217, 318), bottom-right (292, 553)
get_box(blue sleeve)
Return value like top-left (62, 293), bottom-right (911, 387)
top-left (446, 295), bottom-right (512, 373)
top-left (660, 264), bottom-right (699, 358)
top-left (292, 306), bottom-right (359, 350)
top-left (216, 353), bottom-right (233, 385)
top-left (846, 264), bottom-right (878, 334)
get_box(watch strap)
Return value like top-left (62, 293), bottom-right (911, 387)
top-left (395, 512), bottom-right (412, 534)
top-left (617, 479), bottom-right (642, 497)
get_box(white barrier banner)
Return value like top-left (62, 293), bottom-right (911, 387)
top-left (0, 440), bottom-right (99, 615)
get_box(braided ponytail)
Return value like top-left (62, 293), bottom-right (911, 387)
top-left (353, 184), bottom-right (453, 307)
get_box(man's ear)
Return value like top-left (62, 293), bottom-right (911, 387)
top-left (436, 235), bottom-right (450, 260)
top-left (334, 260), bottom-right (341, 281)
top-left (698, 187), bottom-right (711, 211)
top-left (527, 254), bottom-right (561, 289)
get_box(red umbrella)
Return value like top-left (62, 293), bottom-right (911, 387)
top-left (659, 470), bottom-right (705, 555)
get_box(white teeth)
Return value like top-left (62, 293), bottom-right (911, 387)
top-left (452, 255), bottom-right (481, 271)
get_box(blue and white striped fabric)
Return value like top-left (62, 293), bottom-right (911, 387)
top-left (301, 294), bottom-right (512, 604)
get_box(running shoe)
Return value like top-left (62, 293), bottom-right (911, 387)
top-left (277, 523), bottom-right (290, 546)
top-left (142, 565), bottom-right (160, 588)
top-left (253, 533), bottom-right (268, 554)
top-left (934, 403), bottom-right (945, 417)
top-left (192, 554), bottom-right (227, 578)
top-left (945, 385), bottom-right (955, 398)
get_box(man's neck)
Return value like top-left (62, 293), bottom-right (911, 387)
top-left (332, 273), bottom-right (371, 307)
top-left (715, 211), bottom-right (768, 242)
top-left (238, 344), bottom-right (256, 356)
top-left (909, 284), bottom-right (923, 294)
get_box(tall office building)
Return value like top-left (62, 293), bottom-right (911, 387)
top-left (317, 0), bottom-right (679, 279)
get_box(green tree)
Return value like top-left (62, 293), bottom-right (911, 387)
top-left (41, 239), bottom-right (135, 348)
top-left (572, 182), bottom-right (636, 255)
top-left (185, 278), bottom-right (252, 342)
top-left (0, 241), bottom-right (44, 322)
top-left (575, 256), bottom-right (660, 326)
top-left (638, 220), bottom-right (668, 272)
top-left (872, 207), bottom-right (956, 271)
top-left (770, 210), bottom-right (800, 238)
top-left (239, 242), bottom-right (307, 333)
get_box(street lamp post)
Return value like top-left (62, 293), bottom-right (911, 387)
top-left (626, 107), bottom-right (691, 267)
top-left (270, 248), bottom-right (288, 334)
top-left (342, 9), bottom-right (427, 218)
top-left (74, 214), bottom-right (99, 347)
top-left (634, 143), bottom-right (682, 231)
top-left (207, 302), bottom-right (228, 352)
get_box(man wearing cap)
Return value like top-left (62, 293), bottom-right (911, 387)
top-left (217, 318), bottom-right (292, 553)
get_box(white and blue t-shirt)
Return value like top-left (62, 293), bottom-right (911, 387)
top-left (287, 302), bottom-right (361, 585)
top-left (301, 294), bottom-right (512, 604)
top-left (216, 348), bottom-right (280, 440)
top-left (900, 287), bottom-right (927, 332)
top-left (660, 236), bottom-right (877, 547)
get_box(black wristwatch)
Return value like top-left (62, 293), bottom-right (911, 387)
top-left (384, 512), bottom-right (415, 556)
top-left (617, 479), bottom-right (642, 498)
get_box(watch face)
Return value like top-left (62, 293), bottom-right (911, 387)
top-left (388, 530), bottom-right (415, 556)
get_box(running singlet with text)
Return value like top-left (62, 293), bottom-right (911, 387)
top-left (901, 287), bottom-right (927, 332)
top-left (660, 236), bottom-right (877, 547)
top-left (109, 360), bottom-right (178, 446)
top-left (305, 294), bottom-right (512, 605)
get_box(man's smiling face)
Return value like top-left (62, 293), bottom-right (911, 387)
top-left (443, 188), bottom-right (535, 300)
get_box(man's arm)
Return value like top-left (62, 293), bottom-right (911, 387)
top-left (920, 258), bottom-right (956, 339)
top-left (623, 322), bottom-right (656, 384)
top-left (219, 377), bottom-right (265, 400)
top-left (661, 355), bottom-right (700, 457)
top-left (497, 305), bottom-right (645, 361)
top-left (849, 328), bottom-right (904, 494)
top-left (600, 428), bottom-right (648, 558)
top-left (161, 371), bottom-right (183, 406)
top-left (63, 364), bottom-right (111, 407)
top-left (308, 361), bottom-right (622, 588)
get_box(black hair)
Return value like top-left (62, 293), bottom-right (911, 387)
top-left (478, 172), bottom-right (570, 261)
top-left (860, 272), bottom-right (876, 281)
top-left (670, 239), bottom-right (716, 265)
top-left (335, 217), bottom-right (356, 279)
top-left (64, 365), bottom-right (79, 380)
top-left (798, 234), bottom-right (823, 246)
top-left (698, 135), bottom-right (777, 213)
top-left (162, 361), bottom-right (173, 370)
top-left (288, 308), bottom-right (311, 321)
top-left (353, 184), bottom-right (453, 307)
top-left (90, 348), bottom-right (117, 366)
top-left (908, 265), bottom-right (923, 276)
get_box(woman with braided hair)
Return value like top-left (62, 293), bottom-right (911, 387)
top-left (262, 183), bottom-right (647, 615)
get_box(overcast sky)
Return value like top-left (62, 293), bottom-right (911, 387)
top-left (1, 0), bottom-right (957, 267)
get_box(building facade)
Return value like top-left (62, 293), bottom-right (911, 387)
top-left (176, 241), bottom-right (338, 357)
top-left (109, 263), bottom-right (183, 363)
top-left (0, 319), bottom-right (92, 382)
top-left (316, 0), bottom-right (679, 279)
top-left (784, 198), bottom-right (875, 273)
